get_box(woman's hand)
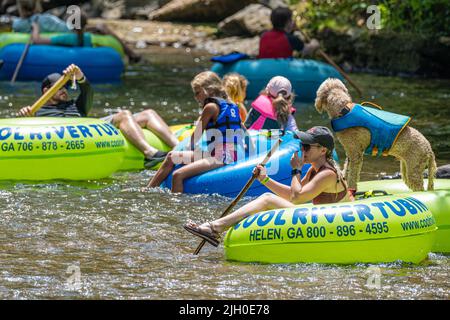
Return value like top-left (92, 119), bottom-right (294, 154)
top-left (290, 151), bottom-right (304, 169)
top-left (253, 164), bottom-right (267, 182)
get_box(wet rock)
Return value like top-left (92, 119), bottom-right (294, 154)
top-left (317, 28), bottom-right (450, 78)
top-left (41, 0), bottom-right (162, 20)
top-left (0, 0), bottom-right (16, 14)
top-left (127, 4), bottom-right (160, 20)
top-left (148, 0), bottom-right (258, 22)
top-left (218, 4), bottom-right (271, 37)
top-left (437, 165), bottom-right (450, 179)
top-left (199, 36), bottom-right (259, 56)
top-left (438, 36), bottom-right (450, 46)
top-left (0, 14), bottom-right (12, 31)
top-left (89, 17), bottom-right (216, 50)
top-left (424, 164), bottom-right (450, 179)
top-left (100, 0), bottom-right (125, 19)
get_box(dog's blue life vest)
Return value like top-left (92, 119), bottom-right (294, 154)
top-left (205, 97), bottom-right (243, 147)
top-left (331, 103), bottom-right (411, 157)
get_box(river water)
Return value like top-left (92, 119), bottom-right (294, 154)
top-left (0, 47), bottom-right (448, 299)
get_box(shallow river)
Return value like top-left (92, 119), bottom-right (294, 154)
top-left (0, 48), bottom-right (448, 299)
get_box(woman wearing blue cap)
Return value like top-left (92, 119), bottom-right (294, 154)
top-left (184, 126), bottom-right (354, 247)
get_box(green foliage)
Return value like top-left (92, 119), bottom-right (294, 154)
top-left (293, 0), bottom-right (449, 36)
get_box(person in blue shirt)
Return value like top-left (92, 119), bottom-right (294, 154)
top-left (12, 0), bottom-right (69, 33)
top-left (31, 12), bottom-right (91, 47)
top-left (15, 1), bottom-right (141, 63)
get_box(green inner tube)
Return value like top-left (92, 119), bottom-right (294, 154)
top-left (0, 32), bottom-right (125, 57)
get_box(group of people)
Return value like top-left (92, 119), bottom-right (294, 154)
top-left (14, 4), bottom-right (350, 248)
top-left (18, 65), bottom-right (353, 248)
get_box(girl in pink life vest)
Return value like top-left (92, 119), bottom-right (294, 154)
top-left (244, 76), bottom-right (298, 132)
top-left (223, 73), bottom-right (248, 123)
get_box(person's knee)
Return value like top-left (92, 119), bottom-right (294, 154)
top-left (120, 110), bottom-right (133, 118)
top-left (113, 110), bottom-right (133, 124)
top-left (140, 109), bottom-right (158, 122)
top-left (260, 193), bottom-right (275, 206)
top-left (142, 109), bottom-right (156, 117)
top-left (172, 170), bottom-right (184, 183)
top-left (162, 151), bottom-right (174, 166)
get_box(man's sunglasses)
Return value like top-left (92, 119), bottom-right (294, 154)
top-left (301, 143), bottom-right (321, 152)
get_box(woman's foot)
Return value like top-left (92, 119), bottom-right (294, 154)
top-left (184, 221), bottom-right (220, 247)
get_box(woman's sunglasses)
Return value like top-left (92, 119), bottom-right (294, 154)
top-left (301, 143), bottom-right (322, 152)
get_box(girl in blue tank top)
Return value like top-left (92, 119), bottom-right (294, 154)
top-left (147, 71), bottom-right (244, 193)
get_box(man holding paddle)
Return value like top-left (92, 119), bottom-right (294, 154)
top-left (18, 64), bottom-right (172, 168)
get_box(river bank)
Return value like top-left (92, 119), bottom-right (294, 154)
top-left (90, 17), bottom-right (450, 78)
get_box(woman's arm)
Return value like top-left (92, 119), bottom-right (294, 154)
top-left (285, 114), bottom-right (298, 131)
top-left (253, 165), bottom-right (292, 200)
top-left (262, 177), bottom-right (292, 200)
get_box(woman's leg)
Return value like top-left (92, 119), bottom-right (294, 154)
top-left (134, 109), bottom-right (179, 148)
top-left (147, 151), bottom-right (194, 188)
top-left (112, 110), bottom-right (157, 158)
top-left (171, 157), bottom-right (224, 193)
top-left (186, 193), bottom-right (295, 235)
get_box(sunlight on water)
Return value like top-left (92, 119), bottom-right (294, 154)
top-left (0, 49), bottom-right (448, 299)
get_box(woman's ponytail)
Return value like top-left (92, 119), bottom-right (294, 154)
top-left (325, 149), bottom-right (348, 190)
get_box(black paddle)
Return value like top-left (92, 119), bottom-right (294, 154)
top-left (10, 37), bottom-right (32, 83)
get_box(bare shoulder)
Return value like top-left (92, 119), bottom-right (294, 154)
top-left (202, 102), bottom-right (219, 116)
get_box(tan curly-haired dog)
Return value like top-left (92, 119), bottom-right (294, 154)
top-left (314, 78), bottom-right (436, 192)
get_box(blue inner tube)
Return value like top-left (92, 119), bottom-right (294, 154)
top-left (161, 131), bottom-right (339, 198)
top-left (0, 43), bottom-right (124, 83)
top-left (211, 58), bottom-right (343, 102)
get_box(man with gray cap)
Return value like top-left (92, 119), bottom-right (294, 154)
top-left (18, 64), bottom-right (92, 118)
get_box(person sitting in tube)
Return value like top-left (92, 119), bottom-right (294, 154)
top-left (23, 4), bottom-right (141, 64)
top-left (258, 6), bottom-right (319, 59)
top-left (18, 64), bottom-right (176, 168)
top-left (223, 73), bottom-right (249, 123)
top-left (244, 76), bottom-right (298, 132)
top-left (184, 126), bottom-right (355, 247)
top-left (146, 71), bottom-right (245, 193)
top-left (12, 0), bottom-right (69, 33)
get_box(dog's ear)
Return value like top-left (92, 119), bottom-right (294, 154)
top-left (314, 97), bottom-right (323, 113)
